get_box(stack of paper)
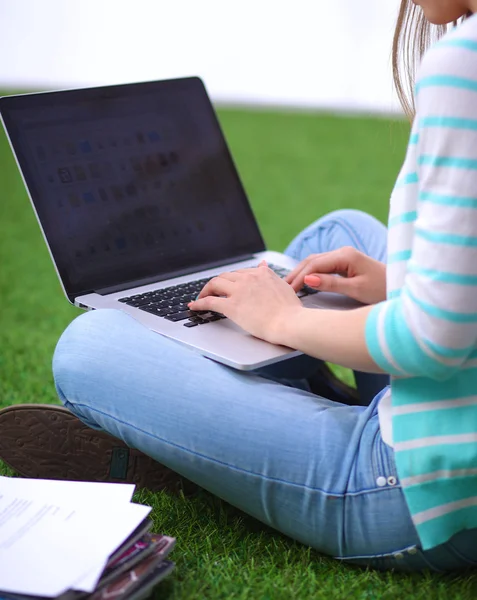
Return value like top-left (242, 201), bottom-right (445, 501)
top-left (0, 477), bottom-right (175, 599)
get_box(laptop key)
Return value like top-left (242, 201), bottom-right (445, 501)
top-left (302, 284), bottom-right (319, 295)
top-left (121, 266), bottom-right (316, 318)
top-left (132, 298), bottom-right (157, 307)
top-left (207, 315), bottom-right (222, 322)
top-left (165, 311), bottom-right (195, 322)
top-left (296, 284), bottom-right (319, 298)
top-left (141, 306), bottom-right (170, 317)
top-left (184, 321), bottom-right (198, 328)
top-left (267, 264), bottom-right (318, 297)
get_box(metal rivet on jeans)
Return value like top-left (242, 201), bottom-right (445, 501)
top-left (376, 476), bottom-right (387, 487)
top-left (408, 547), bottom-right (418, 555)
top-left (387, 476), bottom-right (397, 486)
top-left (395, 553), bottom-right (404, 560)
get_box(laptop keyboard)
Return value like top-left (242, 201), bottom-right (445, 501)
top-left (118, 264), bottom-right (318, 328)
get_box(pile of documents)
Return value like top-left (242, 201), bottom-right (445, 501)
top-left (0, 476), bottom-right (175, 599)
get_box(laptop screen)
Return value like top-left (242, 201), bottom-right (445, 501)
top-left (0, 78), bottom-right (265, 302)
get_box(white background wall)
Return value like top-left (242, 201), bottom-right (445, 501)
top-left (0, 0), bottom-right (402, 113)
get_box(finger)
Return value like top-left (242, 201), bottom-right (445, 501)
top-left (284, 255), bottom-right (319, 284)
top-left (305, 273), bottom-right (354, 296)
top-left (189, 295), bottom-right (228, 313)
top-left (232, 267), bottom-right (259, 275)
top-left (215, 269), bottom-right (260, 281)
top-left (289, 251), bottom-right (352, 291)
top-left (196, 277), bottom-right (235, 300)
top-left (285, 254), bottom-right (332, 288)
top-left (289, 263), bottom-right (322, 291)
top-left (259, 260), bottom-right (268, 268)
top-left (232, 266), bottom-right (272, 277)
top-left (303, 274), bottom-right (321, 288)
top-left (216, 271), bottom-right (240, 282)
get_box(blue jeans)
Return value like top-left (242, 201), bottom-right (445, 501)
top-left (53, 210), bottom-right (477, 572)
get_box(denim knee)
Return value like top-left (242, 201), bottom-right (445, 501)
top-left (285, 209), bottom-right (387, 262)
top-left (52, 309), bottom-right (128, 407)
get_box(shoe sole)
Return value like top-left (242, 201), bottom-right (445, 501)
top-left (0, 404), bottom-right (198, 495)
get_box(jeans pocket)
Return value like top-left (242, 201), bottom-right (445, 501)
top-left (370, 421), bottom-right (398, 486)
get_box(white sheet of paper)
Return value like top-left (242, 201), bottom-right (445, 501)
top-left (0, 489), bottom-right (151, 596)
top-left (0, 477), bottom-right (138, 593)
top-left (72, 558), bottom-right (111, 593)
top-left (0, 476), bottom-right (135, 505)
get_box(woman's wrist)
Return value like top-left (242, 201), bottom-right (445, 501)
top-left (268, 305), bottom-right (308, 348)
top-left (266, 303), bottom-right (381, 373)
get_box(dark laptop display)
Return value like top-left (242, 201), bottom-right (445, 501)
top-left (0, 78), bottom-right (265, 302)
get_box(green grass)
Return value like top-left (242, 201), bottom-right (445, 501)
top-left (1, 100), bottom-right (477, 599)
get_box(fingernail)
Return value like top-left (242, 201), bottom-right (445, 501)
top-left (304, 275), bottom-right (321, 287)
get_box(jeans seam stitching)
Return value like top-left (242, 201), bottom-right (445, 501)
top-left (69, 401), bottom-right (397, 496)
top-left (329, 218), bottom-right (368, 254)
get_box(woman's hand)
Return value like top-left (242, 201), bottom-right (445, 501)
top-left (188, 262), bottom-right (303, 344)
top-left (285, 247), bottom-right (386, 305)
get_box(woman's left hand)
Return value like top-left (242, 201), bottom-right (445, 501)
top-left (188, 262), bottom-right (303, 345)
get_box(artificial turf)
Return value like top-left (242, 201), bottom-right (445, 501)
top-left (1, 98), bottom-right (476, 599)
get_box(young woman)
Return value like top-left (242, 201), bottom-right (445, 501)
top-left (4, 0), bottom-right (477, 572)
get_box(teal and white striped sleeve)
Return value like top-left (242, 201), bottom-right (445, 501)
top-left (366, 38), bottom-right (477, 381)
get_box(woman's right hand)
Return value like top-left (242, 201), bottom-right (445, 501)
top-left (284, 247), bottom-right (387, 305)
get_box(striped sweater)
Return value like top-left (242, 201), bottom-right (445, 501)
top-left (365, 14), bottom-right (477, 550)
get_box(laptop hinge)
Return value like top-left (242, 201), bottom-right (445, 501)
top-left (94, 253), bottom-right (257, 296)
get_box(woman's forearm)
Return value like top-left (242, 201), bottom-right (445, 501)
top-left (272, 305), bottom-right (384, 374)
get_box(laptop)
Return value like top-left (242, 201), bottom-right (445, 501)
top-left (0, 77), bottom-right (357, 370)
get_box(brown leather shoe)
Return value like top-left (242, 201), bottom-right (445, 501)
top-left (0, 404), bottom-right (198, 495)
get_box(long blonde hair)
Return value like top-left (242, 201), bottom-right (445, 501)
top-left (392, 2), bottom-right (474, 118)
